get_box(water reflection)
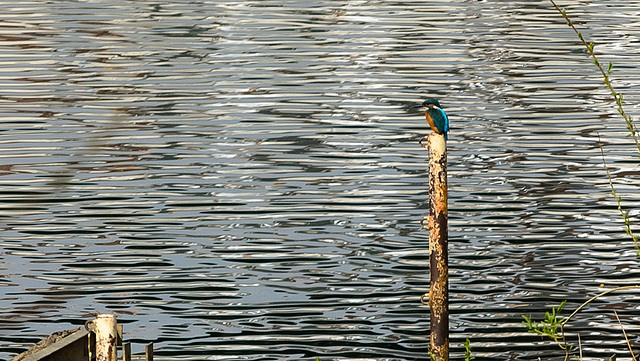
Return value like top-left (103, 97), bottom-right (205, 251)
top-left (2, 0), bottom-right (640, 360)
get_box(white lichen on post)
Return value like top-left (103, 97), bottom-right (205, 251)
top-left (424, 132), bottom-right (449, 361)
top-left (94, 314), bottom-right (117, 361)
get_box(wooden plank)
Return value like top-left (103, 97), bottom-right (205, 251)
top-left (16, 329), bottom-right (89, 361)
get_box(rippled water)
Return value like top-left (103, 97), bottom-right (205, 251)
top-left (2, 1), bottom-right (640, 360)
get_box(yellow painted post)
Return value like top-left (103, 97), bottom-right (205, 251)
top-left (424, 132), bottom-right (449, 360)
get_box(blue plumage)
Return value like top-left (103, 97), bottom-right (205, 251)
top-left (421, 98), bottom-right (450, 140)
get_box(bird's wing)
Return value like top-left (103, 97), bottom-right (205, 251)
top-left (429, 108), bottom-right (449, 133)
top-left (442, 109), bottom-right (449, 132)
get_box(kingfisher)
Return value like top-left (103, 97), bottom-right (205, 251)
top-left (418, 98), bottom-right (449, 140)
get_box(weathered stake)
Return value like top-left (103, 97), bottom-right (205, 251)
top-left (94, 314), bottom-right (118, 361)
top-left (146, 342), bottom-right (154, 361)
top-left (424, 132), bottom-right (449, 360)
top-left (123, 342), bottom-right (132, 361)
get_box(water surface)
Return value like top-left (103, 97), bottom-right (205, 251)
top-left (2, 1), bottom-right (640, 360)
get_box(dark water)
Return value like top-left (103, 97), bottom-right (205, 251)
top-left (2, 1), bottom-right (640, 360)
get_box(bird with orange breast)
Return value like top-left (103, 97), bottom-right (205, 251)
top-left (418, 98), bottom-right (449, 140)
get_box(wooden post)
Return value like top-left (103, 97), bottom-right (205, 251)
top-left (146, 342), bottom-right (154, 361)
top-left (94, 314), bottom-right (118, 361)
top-left (123, 342), bottom-right (132, 361)
top-left (117, 323), bottom-right (123, 346)
top-left (424, 132), bottom-right (449, 360)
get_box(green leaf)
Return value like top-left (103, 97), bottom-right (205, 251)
top-left (558, 300), bottom-right (566, 312)
top-left (464, 338), bottom-right (474, 361)
top-left (607, 62), bottom-right (613, 74)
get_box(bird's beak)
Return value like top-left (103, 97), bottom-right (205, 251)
top-left (413, 104), bottom-right (424, 109)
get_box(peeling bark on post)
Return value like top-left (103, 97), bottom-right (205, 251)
top-left (425, 132), bottom-right (449, 361)
top-left (94, 314), bottom-right (118, 361)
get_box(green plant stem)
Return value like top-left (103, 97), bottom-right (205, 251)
top-left (597, 134), bottom-right (640, 252)
top-left (523, 301), bottom-right (571, 359)
top-left (578, 333), bottom-right (583, 361)
top-left (464, 339), bottom-right (474, 361)
top-left (561, 285), bottom-right (640, 326)
top-left (549, 0), bottom-right (640, 153)
top-left (614, 310), bottom-right (637, 361)
top-left (550, 0), bottom-right (640, 250)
